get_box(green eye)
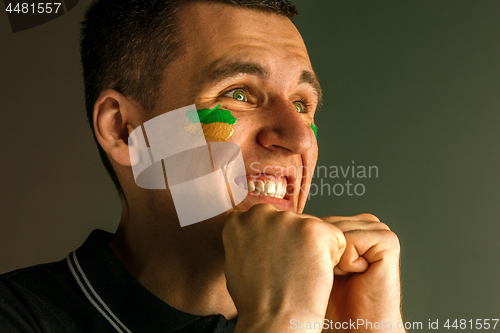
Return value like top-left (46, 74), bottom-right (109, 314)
top-left (294, 102), bottom-right (304, 113)
top-left (232, 90), bottom-right (247, 102)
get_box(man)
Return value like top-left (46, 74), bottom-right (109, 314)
top-left (0, 0), bottom-right (404, 332)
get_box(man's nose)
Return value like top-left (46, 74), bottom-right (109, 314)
top-left (256, 100), bottom-right (314, 155)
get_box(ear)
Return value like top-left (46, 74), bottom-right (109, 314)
top-left (93, 89), bottom-right (140, 167)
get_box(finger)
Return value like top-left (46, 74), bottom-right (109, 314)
top-left (321, 222), bottom-right (347, 266)
top-left (321, 213), bottom-right (380, 224)
top-left (340, 229), bottom-right (400, 266)
top-left (335, 242), bottom-right (370, 274)
top-left (333, 266), bottom-right (356, 276)
top-left (298, 213), bottom-right (323, 221)
top-left (329, 220), bottom-right (391, 232)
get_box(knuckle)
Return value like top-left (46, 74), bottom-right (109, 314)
top-left (330, 224), bottom-right (347, 249)
top-left (356, 213), bottom-right (380, 222)
top-left (255, 203), bottom-right (276, 212)
top-left (276, 210), bottom-right (296, 222)
top-left (296, 217), bottom-right (321, 241)
top-left (381, 230), bottom-right (400, 249)
top-left (246, 203), bottom-right (275, 220)
top-left (374, 221), bottom-right (391, 231)
top-left (245, 203), bottom-right (260, 214)
top-left (223, 210), bottom-right (245, 238)
top-left (225, 210), bottom-right (241, 226)
top-left (331, 219), bottom-right (348, 229)
top-left (243, 202), bottom-right (264, 214)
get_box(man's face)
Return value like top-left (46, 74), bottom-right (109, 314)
top-left (153, 2), bottom-right (319, 214)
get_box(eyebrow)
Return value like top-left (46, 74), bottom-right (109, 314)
top-left (201, 60), bottom-right (269, 87)
top-left (189, 61), bottom-right (265, 101)
top-left (300, 70), bottom-right (323, 106)
top-left (196, 60), bottom-right (322, 105)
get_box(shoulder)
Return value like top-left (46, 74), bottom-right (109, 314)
top-left (3, 258), bottom-right (75, 291)
top-left (0, 260), bottom-right (69, 332)
top-left (0, 256), bottom-right (114, 332)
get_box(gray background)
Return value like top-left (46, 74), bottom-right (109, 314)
top-left (1, 0), bottom-right (499, 328)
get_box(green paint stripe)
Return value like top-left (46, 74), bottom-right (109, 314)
top-left (311, 123), bottom-right (317, 140)
top-left (187, 104), bottom-right (238, 125)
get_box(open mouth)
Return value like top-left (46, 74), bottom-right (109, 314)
top-left (235, 175), bottom-right (290, 200)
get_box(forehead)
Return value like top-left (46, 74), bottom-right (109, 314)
top-left (176, 2), bottom-right (313, 80)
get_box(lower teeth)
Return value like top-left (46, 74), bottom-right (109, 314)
top-left (256, 191), bottom-right (281, 198)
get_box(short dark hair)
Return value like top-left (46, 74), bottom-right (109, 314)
top-left (80, 0), bottom-right (299, 196)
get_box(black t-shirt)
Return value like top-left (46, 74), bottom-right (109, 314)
top-left (0, 230), bottom-right (237, 333)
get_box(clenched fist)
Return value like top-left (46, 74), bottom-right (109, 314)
top-left (223, 205), bottom-right (403, 333)
top-left (322, 214), bottom-right (404, 333)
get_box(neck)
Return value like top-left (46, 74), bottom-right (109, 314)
top-left (109, 198), bottom-right (237, 319)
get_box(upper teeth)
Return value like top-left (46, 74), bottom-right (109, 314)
top-left (237, 179), bottom-right (287, 199)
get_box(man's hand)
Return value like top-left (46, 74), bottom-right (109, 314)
top-left (321, 214), bottom-right (404, 333)
top-left (223, 204), bottom-right (345, 333)
top-left (223, 206), bottom-right (403, 333)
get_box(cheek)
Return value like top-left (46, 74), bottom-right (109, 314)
top-left (222, 114), bottom-right (256, 144)
top-left (201, 123), bottom-right (234, 142)
top-left (187, 105), bottom-right (239, 142)
top-left (308, 142), bottom-right (319, 166)
top-left (304, 130), bottom-right (319, 168)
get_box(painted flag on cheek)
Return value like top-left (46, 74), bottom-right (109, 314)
top-left (127, 105), bottom-right (247, 227)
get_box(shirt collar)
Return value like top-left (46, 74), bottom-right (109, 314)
top-left (66, 229), bottom-right (237, 333)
